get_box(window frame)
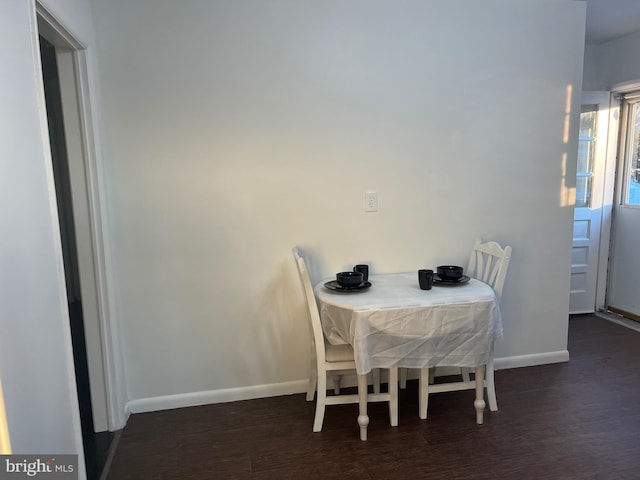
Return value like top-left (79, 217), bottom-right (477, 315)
top-left (618, 92), bottom-right (640, 207)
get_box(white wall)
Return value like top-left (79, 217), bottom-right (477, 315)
top-left (0, 0), bottom-right (100, 475)
top-left (583, 31), bottom-right (640, 90)
top-left (88, 0), bottom-right (586, 410)
top-left (582, 44), bottom-right (599, 91)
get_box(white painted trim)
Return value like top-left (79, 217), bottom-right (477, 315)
top-left (610, 79), bottom-right (640, 94)
top-left (494, 351), bottom-right (570, 370)
top-left (596, 93), bottom-right (618, 312)
top-left (72, 48), bottom-right (127, 431)
top-left (127, 380), bottom-right (309, 414)
top-left (127, 350), bottom-right (572, 415)
top-left (35, 3), bottom-right (84, 50)
top-left (36, 1), bottom-right (127, 431)
top-left (123, 403), bottom-right (132, 427)
top-left (29, 3), bottom-right (86, 475)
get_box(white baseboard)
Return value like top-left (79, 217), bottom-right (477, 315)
top-left (126, 379), bottom-right (308, 414)
top-left (494, 350), bottom-right (569, 370)
top-left (124, 351), bottom-right (569, 415)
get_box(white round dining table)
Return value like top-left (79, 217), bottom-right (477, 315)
top-left (314, 272), bottom-right (503, 439)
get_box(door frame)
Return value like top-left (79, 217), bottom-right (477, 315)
top-left (595, 92), bottom-right (619, 312)
top-left (606, 80), bottom-right (640, 317)
top-left (36, 2), bottom-right (126, 431)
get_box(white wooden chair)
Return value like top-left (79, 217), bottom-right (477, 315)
top-left (293, 247), bottom-right (397, 434)
top-left (419, 238), bottom-right (512, 419)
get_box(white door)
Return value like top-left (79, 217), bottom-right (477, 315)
top-left (607, 89), bottom-right (640, 319)
top-left (570, 92), bottom-right (614, 314)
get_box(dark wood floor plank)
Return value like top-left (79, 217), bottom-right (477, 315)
top-left (106, 314), bottom-right (640, 479)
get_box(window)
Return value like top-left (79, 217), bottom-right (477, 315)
top-left (619, 92), bottom-right (640, 206)
top-left (576, 105), bottom-right (597, 208)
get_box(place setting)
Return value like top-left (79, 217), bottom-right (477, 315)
top-left (323, 264), bottom-right (371, 292)
top-left (418, 265), bottom-right (470, 290)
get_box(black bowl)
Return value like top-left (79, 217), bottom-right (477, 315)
top-left (336, 271), bottom-right (364, 287)
top-left (437, 265), bottom-right (464, 280)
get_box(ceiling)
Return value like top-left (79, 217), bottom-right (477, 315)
top-left (585, 0), bottom-right (640, 45)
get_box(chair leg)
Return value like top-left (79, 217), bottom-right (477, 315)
top-left (372, 369), bottom-right (380, 394)
top-left (461, 367), bottom-right (471, 382)
top-left (332, 375), bottom-right (341, 394)
top-left (474, 365), bottom-right (486, 425)
top-left (388, 367), bottom-right (398, 426)
top-left (306, 350), bottom-right (316, 401)
top-left (486, 357), bottom-right (498, 411)
top-left (313, 372), bottom-right (327, 432)
top-left (419, 368), bottom-right (429, 419)
top-left (399, 367), bottom-right (408, 389)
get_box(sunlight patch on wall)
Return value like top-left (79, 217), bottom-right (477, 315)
top-left (560, 152), bottom-right (577, 207)
top-left (560, 84), bottom-right (577, 207)
top-left (0, 377), bottom-right (11, 454)
top-left (563, 84), bottom-right (573, 144)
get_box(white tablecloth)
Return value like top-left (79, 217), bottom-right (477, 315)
top-left (314, 273), bottom-right (503, 374)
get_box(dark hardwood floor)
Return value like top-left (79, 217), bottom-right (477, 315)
top-left (106, 314), bottom-right (640, 479)
top-left (68, 301), bottom-right (115, 479)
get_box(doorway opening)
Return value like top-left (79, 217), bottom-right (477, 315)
top-left (570, 92), bottom-right (614, 315)
top-left (604, 88), bottom-right (640, 322)
top-left (39, 36), bottom-right (115, 480)
top-left (572, 87), bottom-right (640, 326)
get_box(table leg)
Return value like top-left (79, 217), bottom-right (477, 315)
top-left (474, 365), bottom-right (486, 425)
top-left (388, 367), bottom-right (398, 427)
top-left (419, 368), bottom-right (429, 420)
top-left (357, 374), bottom-right (369, 441)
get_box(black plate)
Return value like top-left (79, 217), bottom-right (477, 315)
top-left (433, 274), bottom-right (470, 285)
top-left (324, 280), bottom-right (372, 292)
